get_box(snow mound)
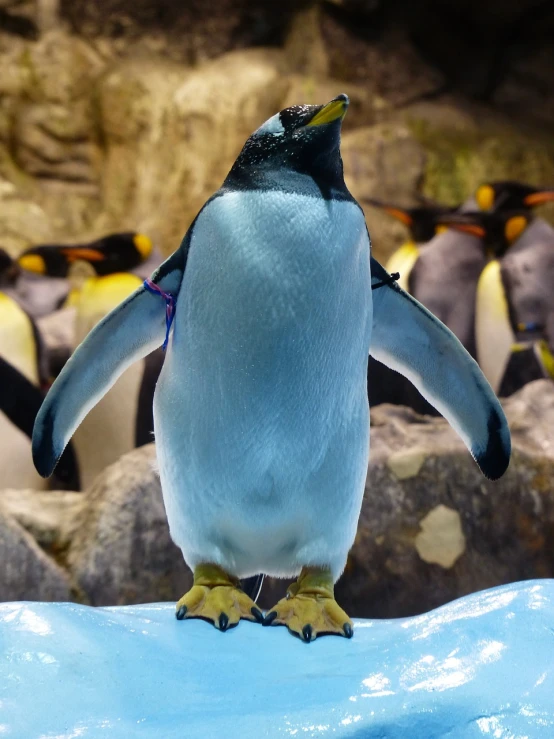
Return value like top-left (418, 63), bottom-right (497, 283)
top-left (1, 580), bottom-right (554, 738)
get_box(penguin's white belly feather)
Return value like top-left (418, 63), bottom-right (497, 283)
top-left (155, 191), bottom-right (372, 578)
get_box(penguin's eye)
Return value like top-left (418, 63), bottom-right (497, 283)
top-left (278, 104), bottom-right (316, 131)
top-left (505, 215), bottom-right (528, 243)
top-left (257, 113), bottom-right (285, 137)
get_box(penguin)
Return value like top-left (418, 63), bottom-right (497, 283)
top-left (363, 199), bottom-right (459, 291)
top-left (32, 95), bottom-right (510, 642)
top-left (0, 286), bottom-right (79, 490)
top-left (406, 198), bottom-right (487, 359)
top-left (0, 356), bottom-right (79, 490)
top-left (18, 232), bottom-right (154, 279)
top-left (0, 248), bottom-right (20, 287)
top-left (436, 209), bottom-right (554, 396)
top-left (475, 181), bottom-right (554, 212)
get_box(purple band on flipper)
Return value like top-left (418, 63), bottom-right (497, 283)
top-left (144, 279), bottom-right (176, 351)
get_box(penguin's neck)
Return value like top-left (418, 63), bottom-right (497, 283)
top-left (224, 153), bottom-right (356, 203)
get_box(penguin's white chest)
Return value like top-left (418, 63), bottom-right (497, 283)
top-left (155, 190), bottom-right (372, 578)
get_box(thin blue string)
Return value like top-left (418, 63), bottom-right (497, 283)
top-left (144, 279), bottom-right (176, 351)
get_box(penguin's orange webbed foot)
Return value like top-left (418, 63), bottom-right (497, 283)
top-left (175, 563), bottom-right (263, 631)
top-left (263, 567), bottom-right (353, 642)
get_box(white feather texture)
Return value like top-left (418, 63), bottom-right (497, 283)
top-left (155, 191), bottom-right (372, 580)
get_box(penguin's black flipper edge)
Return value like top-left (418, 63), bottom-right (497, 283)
top-left (369, 257), bottom-right (511, 480)
top-left (33, 251), bottom-right (185, 478)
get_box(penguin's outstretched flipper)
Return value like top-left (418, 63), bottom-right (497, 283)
top-left (33, 252), bottom-right (185, 479)
top-left (370, 257), bottom-right (511, 480)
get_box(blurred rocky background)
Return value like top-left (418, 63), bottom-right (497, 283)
top-left (0, 0), bottom-right (553, 262)
top-left (1, 0), bottom-right (554, 615)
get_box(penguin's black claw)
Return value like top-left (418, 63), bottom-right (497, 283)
top-left (218, 612), bottom-right (229, 631)
top-left (301, 624), bottom-right (313, 643)
top-left (251, 606), bottom-right (264, 623)
top-left (343, 622), bottom-right (353, 639)
top-left (263, 610), bottom-right (278, 626)
top-left (176, 606), bottom-right (187, 620)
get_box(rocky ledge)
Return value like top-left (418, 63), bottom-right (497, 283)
top-left (1, 379), bottom-right (554, 617)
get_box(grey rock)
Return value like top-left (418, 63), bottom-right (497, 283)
top-left (1, 487), bottom-right (81, 549)
top-left (66, 444), bottom-right (192, 606)
top-left (0, 504), bottom-right (70, 601)
top-left (335, 379), bottom-right (554, 618)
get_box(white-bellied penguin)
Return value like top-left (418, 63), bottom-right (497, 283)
top-left (0, 254), bottom-right (78, 489)
top-left (32, 95), bottom-right (510, 642)
top-left (437, 209), bottom-right (554, 396)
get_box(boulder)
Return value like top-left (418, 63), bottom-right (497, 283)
top-left (1, 580), bottom-right (553, 736)
top-left (335, 379), bottom-right (554, 618)
top-left (0, 504), bottom-right (70, 601)
top-left (3, 381), bottom-right (554, 616)
top-left (65, 444), bottom-right (192, 605)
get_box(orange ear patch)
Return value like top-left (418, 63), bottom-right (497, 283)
top-left (505, 215), bottom-right (528, 243)
top-left (61, 248), bottom-right (105, 263)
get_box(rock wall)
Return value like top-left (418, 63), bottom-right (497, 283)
top-left (0, 2), bottom-right (553, 263)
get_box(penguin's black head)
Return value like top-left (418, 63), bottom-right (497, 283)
top-left (364, 199), bottom-right (459, 243)
top-left (18, 233), bottom-right (153, 278)
top-left (435, 210), bottom-right (532, 256)
top-left (225, 95), bottom-right (350, 198)
top-left (0, 248), bottom-right (20, 286)
top-left (476, 181), bottom-right (554, 212)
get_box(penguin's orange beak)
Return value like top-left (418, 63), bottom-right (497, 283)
top-left (447, 223), bottom-right (486, 238)
top-left (524, 190), bottom-right (554, 207)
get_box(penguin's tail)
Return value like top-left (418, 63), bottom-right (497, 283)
top-left (32, 252), bottom-right (184, 479)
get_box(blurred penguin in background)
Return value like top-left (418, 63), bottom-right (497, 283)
top-left (438, 207), bottom-right (554, 397)
top-left (15, 232), bottom-right (163, 489)
top-left (364, 198), bottom-right (459, 291)
top-left (18, 232), bottom-right (155, 279)
top-left (475, 181), bottom-right (554, 213)
top-left (0, 251), bottom-right (78, 489)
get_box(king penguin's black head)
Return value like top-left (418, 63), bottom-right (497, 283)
top-left (476, 181), bottom-right (554, 212)
top-left (0, 248), bottom-right (19, 286)
top-left (18, 232), bottom-right (153, 278)
top-left (224, 94), bottom-right (351, 200)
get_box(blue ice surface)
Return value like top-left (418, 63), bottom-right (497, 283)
top-left (1, 580), bottom-right (553, 738)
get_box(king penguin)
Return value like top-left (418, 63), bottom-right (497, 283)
top-left (437, 209), bottom-right (554, 396)
top-left (18, 232), bottom-right (154, 280)
top-left (0, 259), bottom-right (79, 490)
top-left (364, 198), bottom-right (459, 291)
top-left (32, 95), bottom-right (510, 641)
